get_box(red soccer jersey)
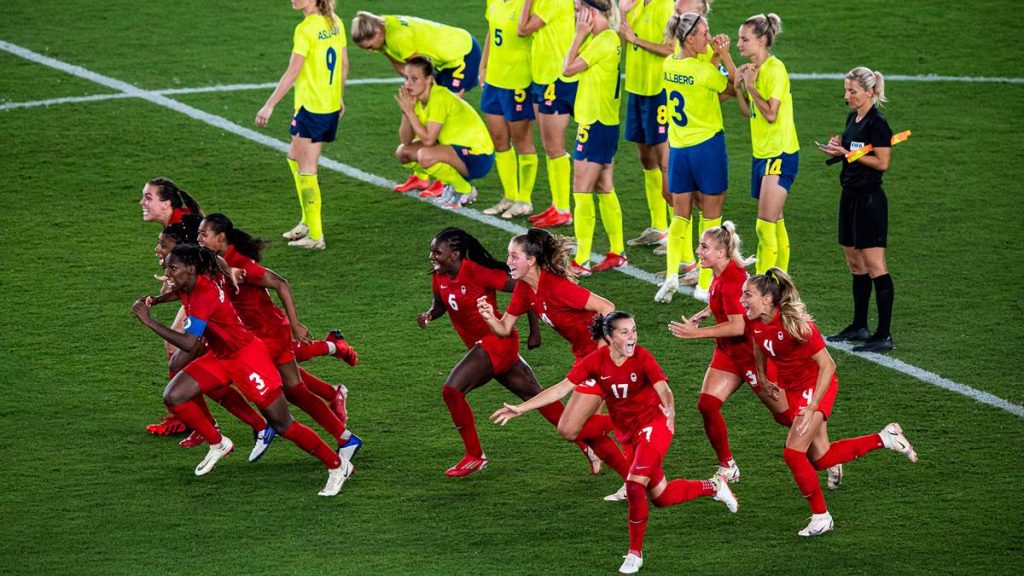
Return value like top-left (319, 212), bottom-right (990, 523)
top-left (433, 259), bottom-right (518, 349)
top-left (222, 245), bottom-right (291, 341)
top-left (179, 274), bottom-right (254, 358)
top-left (708, 259), bottom-right (749, 354)
top-left (569, 345), bottom-right (668, 440)
top-left (507, 269), bottom-right (597, 359)
top-left (748, 311), bottom-right (827, 391)
top-left (167, 207), bottom-right (190, 225)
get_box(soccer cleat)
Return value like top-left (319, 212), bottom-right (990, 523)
top-left (797, 511), bottom-right (834, 537)
top-left (604, 483), bottom-right (628, 502)
top-left (146, 414), bottom-right (188, 436)
top-left (533, 209), bottom-right (573, 228)
top-left (319, 458), bottom-right (354, 497)
top-left (482, 198), bottom-right (514, 215)
top-left (853, 335), bottom-right (894, 353)
top-left (337, 433), bottom-right (363, 462)
top-left (582, 444), bottom-right (602, 475)
top-left (445, 454), bottom-right (488, 477)
top-left (712, 475), bottom-right (739, 513)
top-left (179, 429), bottom-right (208, 448)
top-left (248, 425), bottom-right (276, 463)
top-left (717, 458), bottom-right (740, 484)
top-left (880, 422), bottom-right (918, 463)
top-left (394, 174), bottom-right (431, 192)
top-left (592, 252), bottom-right (628, 272)
top-left (528, 204), bottom-right (557, 223)
top-left (627, 227), bottom-right (667, 247)
top-left (433, 185), bottom-right (458, 207)
top-left (654, 276), bottom-right (680, 303)
top-left (679, 263), bottom-right (700, 286)
top-left (692, 285), bottom-right (710, 303)
top-left (326, 329), bottom-right (358, 366)
top-left (569, 261), bottom-right (592, 278)
top-left (418, 180), bottom-right (445, 198)
top-left (501, 201), bottom-right (533, 219)
top-left (288, 236), bottom-right (326, 251)
top-left (619, 553), bottom-right (643, 575)
top-left (195, 436), bottom-right (234, 476)
top-left (441, 187), bottom-right (479, 209)
top-left (282, 222), bottom-right (309, 241)
top-left (331, 384), bottom-right (349, 425)
top-left (826, 324), bottom-right (871, 343)
top-left (652, 243), bottom-right (667, 256)
top-left (826, 464), bottom-right (844, 490)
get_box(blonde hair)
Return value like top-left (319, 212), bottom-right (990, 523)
top-left (747, 267), bottom-right (814, 340)
top-left (742, 13), bottom-right (782, 47)
top-left (846, 66), bottom-right (888, 106)
top-left (676, 0), bottom-right (713, 16)
top-left (315, 0), bottom-right (339, 29)
top-left (702, 221), bottom-right (748, 268)
top-left (667, 12), bottom-right (704, 45)
top-left (351, 11), bottom-right (385, 45)
top-left (582, 0), bottom-right (620, 32)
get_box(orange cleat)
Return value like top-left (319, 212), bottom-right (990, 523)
top-left (331, 384), bottom-right (349, 427)
top-left (146, 415), bottom-right (187, 436)
top-left (528, 204), bottom-right (557, 223)
top-left (179, 429), bottom-right (209, 448)
top-left (533, 209), bottom-right (573, 228)
top-left (445, 454), bottom-right (488, 477)
top-left (591, 252), bottom-right (628, 272)
top-left (326, 330), bottom-right (358, 366)
top-left (394, 175), bottom-right (430, 192)
top-left (418, 180), bottom-right (445, 198)
top-left (569, 261), bottom-right (592, 277)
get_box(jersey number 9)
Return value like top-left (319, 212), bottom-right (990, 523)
top-left (326, 47), bottom-right (338, 85)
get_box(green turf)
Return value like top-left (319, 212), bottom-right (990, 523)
top-left (1, 2), bottom-right (1022, 575)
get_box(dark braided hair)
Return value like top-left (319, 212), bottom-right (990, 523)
top-left (202, 213), bottom-right (269, 262)
top-left (162, 215), bottom-right (201, 246)
top-left (434, 227), bottom-right (507, 271)
top-left (148, 177), bottom-right (203, 216)
top-left (589, 311), bottom-right (635, 343)
top-left (167, 244), bottom-right (219, 278)
top-left (511, 228), bottom-right (577, 281)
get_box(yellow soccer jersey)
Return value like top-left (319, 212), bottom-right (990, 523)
top-left (662, 55), bottom-right (728, 148)
top-left (573, 29), bottom-right (622, 126)
top-left (293, 13), bottom-right (346, 114)
top-left (486, 0), bottom-right (532, 89)
top-left (530, 0), bottom-right (576, 84)
top-left (748, 55), bottom-right (799, 158)
top-left (415, 85), bottom-right (495, 155)
top-left (624, 0), bottom-right (674, 96)
top-left (384, 15), bottom-right (472, 71)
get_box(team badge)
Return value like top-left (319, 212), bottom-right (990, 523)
top-left (460, 285), bottom-right (467, 295)
top-left (778, 331), bottom-right (784, 340)
top-left (630, 373), bottom-right (637, 383)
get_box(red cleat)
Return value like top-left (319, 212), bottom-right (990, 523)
top-left (591, 252), bottom-right (628, 272)
top-left (569, 261), bottom-right (592, 277)
top-left (326, 329), bottom-right (358, 366)
top-left (179, 429), bottom-right (209, 448)
top-left (146, 415), bottom-right (188, 436)
top-left (533, 209), bottom-right (573, 228)
top-left (418, 180), bottom-right (445, 198)
top-left (331, 384), bottom-right (349, 427)
top-left (528, 204), bottom-right (557, 223)
top-left (445, 454), bottom-right (488, 477)
top-left (394, 175), bottom-right (430, 192)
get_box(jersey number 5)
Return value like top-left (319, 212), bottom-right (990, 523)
top-left (326, 47), bottom-right (338, 85)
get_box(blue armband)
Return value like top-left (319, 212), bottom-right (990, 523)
top-left (183, 316), bottom-right (207, 337)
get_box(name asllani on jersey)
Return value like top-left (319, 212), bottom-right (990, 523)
top-left (318, 27), bottom-right (341, 41)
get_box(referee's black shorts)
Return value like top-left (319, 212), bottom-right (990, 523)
top-left (838, 186), bottom-right (888, 249)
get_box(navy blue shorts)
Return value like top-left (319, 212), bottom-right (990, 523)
top-left (667, 131), bottom-right (728, 195)
top-left (290, 107), bottom-right (339, 143)
top-left (435, 37), bottom-right (482, 93)
top-left (573, 121), bottom-right (619, 165)
top-left (625, 91), bottom-right (668, 145)
top-left (481, 84), bottom-right (535, 122)
top-left (750, 152), bottom-right (799, 198)
top-left (452, 145), bottom-right (494, 180)
top-left (531, 79), bottom-right (577, 116)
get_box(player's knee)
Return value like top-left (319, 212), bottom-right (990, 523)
top-left (697, 392), bottom-right (722, 416)
top-left (416, 149), bottom-right (437, 168)
top-left (557, 420), bottom-right (579, 442)
top-left (625, 480), bottom-right (649, 506)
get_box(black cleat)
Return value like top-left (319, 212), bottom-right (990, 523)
top-left (826, 324), bottom-right (871, 343)
top-left (853, 335), bottom-right (894, 353)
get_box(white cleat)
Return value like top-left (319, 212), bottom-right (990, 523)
top-left (711, 475), bottom-right (739, 513)
top-left (679, 265), bottom-right (700, 286)
top-left (880, 422), bottom-right (918, 463)
top-left (692, 285), bottom-right (710, 303)
top-left (195, 436), bottom-right (234, 476)
top-left (618, 553), bottom-right (643, 574)
top-left (604, 483), bottom-right (628, 502)
top-left (652, 243), bottom-right (667, 256)
top-left (501, 201), bottom-right (532, 219)
top-left (827, 464), bottom-right (844, 490)
top-left (282, 222), bottom-right (308, 241)
top-left (717, 459), bottom-right (740, 484)
top-left (288, 236), bottom-right (326, 250)
top-left (655, 276), bottom-right (680, 303)
top-left (482, 198), bottom-right (514, 215)
top-left (798, 511), bottom-right (834, 537)
top-left (584, 445), bottom-right (602, 475)
top-left (248, 425), bottom-right (276, 463)
top-left (433, 185), bottom-right (458, 206)
top-left (627, 227), bottom-right (667, 247)
top-left (318, 459), bottom-right (354, 497)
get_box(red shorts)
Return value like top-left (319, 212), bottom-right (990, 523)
top-left (785, 375), bottom-right (838, 422)
top-left (626, 414), bottom-right (674, 482)
top-left (183, 339), bottom-right (284, 409)
top-left (478, 333), bottom-right (520, 375)
top-left (709, 346), bottom-right (777, 389)
top-left (260, 332), bottom-right (296, 365)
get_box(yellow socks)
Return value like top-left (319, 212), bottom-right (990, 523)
top-left (755, 218), bottom-right (778, 274)
top-left (643, 168), bottom-right (668, 231)
top-left (572, 192), bottom-right (596, 265)
top-left (598, 190), bottom-right (625, 255)
top-left (666, 215), bottom-right (693, 278)
top-left (776, 218), bottom-right (790, 272)
top-left (518, 153), bottom-right (537, 205)
top-left (548, 154), bottom-right (571, 211)
top-left (296, 173), bottom-right (323, 240)
top-left (287, 158), bottom-right (306, 224)
top-left (698, 215), bottom-right (721, 289)
top-left (494, 149), bottom-right (518, 201)
top-left (425, 162), bottom-right (472, 194)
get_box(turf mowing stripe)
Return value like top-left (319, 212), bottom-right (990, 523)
top-left (4, 39), bottom-right (1021, 420)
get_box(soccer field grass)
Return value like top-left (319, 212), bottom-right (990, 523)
top-left (1, 1), bottom-right (1022, 574)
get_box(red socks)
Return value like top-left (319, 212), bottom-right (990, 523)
top-left (588, 433), bottom-right (630, 480)
top-left (442, 387), bottom-right (482, 457)
top-left (206, 386), bottom-right (267, 431)
top-left (284, 382), bottom-right (346, 443)
top-left (282, 420), bottom-right (341, 469)
top-left (292, 340), bottom-right (330, 363)
top-left (651, 478), bottom-right (715, 508)
top-left (812, 434), bottom-right (883, 470)
top-left (783, 447), bottom-right (827, 514)
top-left (697, 393), bottom-right (732, 466)
top-left (168, 399), bottom-right (222, 445)
top-left (298, 367), bottom-right (338, 403)
top-left (626, 481), bottom-right (649, 556)
top-left (537, 401), bottom-right (565, 428)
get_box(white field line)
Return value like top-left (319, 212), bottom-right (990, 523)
top-left (2, 39), bottom-right (1021, 419)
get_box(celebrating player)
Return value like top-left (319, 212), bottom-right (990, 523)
top-left (394, 57), bottom-right (495, 210)
top-left (741, 268), bottom-right (918, 535)
top-left (131, 245), bottom-right (353, 496)
top-left (493, 311), bottom-right (737, 574)
top-left (734, 13), bottom-right (798, 275)
top-left (256, 0), bottom-right (347, 251)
